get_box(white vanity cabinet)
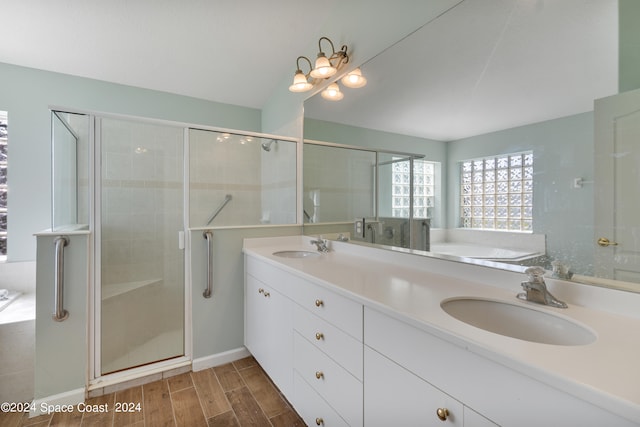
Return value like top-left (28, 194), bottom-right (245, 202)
top-left (244, 244), bottom-right (639, 427)
top-left (365, 346), bottom-right (465, 426)
top-left (244, 264), bottom-right (293, 397)
top-left (245, 255), bottom-right (363, 426)
top-left (365, 347), bottom-right (498, 426)
top-left (364, 307), bottom-right (635, 427)
top-left (289, 271), bottom-right (364, 426)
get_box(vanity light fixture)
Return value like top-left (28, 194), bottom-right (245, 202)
top-left (289, 36), bottom-right (366, 99)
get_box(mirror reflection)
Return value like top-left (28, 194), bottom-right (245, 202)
top-left (302, 0), bottom-right (640, 291)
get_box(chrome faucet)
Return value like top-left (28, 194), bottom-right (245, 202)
top-left (310, 237), bottom-right (330, 253)
top-left (517, 267), bottom-right (568, 308)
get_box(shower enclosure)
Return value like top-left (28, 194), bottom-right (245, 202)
top-left (97, 117), bottom-right (185, 374)
top-left (49, 110), bottom-right (298, 384)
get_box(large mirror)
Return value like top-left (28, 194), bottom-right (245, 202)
top-left (302, 0), bottom-right (640, 292)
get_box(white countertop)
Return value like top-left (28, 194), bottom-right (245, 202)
top-left (243, 235), bottom-right (640, 424)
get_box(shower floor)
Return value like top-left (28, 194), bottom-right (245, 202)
top-left (102, 329), bottom-right (183, 375)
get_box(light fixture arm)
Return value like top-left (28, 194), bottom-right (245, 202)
top-left (318, 36), bottom-right (349, 68)
top-left (295, 55), bottom-right (313, 76)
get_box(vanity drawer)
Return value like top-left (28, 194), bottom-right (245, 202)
top-left (293, 372), bottom-right (349, 427)
top-left (245, 256), bottom-right (296, 296)
top-left (289, 277), bottom-right (363, 340)
top-left (293, 304), bottom-right (363, 380)
top-left (294, 332), bottom-right (363, 427)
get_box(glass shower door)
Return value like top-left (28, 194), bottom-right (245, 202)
top-left (99, 118), bottom-right (184, 375)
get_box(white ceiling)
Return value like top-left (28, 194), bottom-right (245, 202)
top-left (0, 0), bottom-right (341, 109)
top-left (0, 0), bottom-right (618, 140)
top-left (0, 0), bottom-right (457, 109)
top-left (305, 0), bottom-right (618, 141)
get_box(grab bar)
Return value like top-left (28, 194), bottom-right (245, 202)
top-left (53, 236), bottom-right (69, 321)
top-left (203, 231), bottom-right (214, 298)
top-left (422, 219), bottom-right (430, 251)
top-left (206, 194), bottom-right (232, 226)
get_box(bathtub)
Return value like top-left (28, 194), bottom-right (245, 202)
top-left (429, 242), bottom-right (543, 262)
top-left (0, 261), bottom-right (36, 403)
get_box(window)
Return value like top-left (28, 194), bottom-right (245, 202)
top-left (392, 158), bottom-right (435, 219)
top-left (0, 111), bottom-right (7, 258)
top-left (460, 152), bottom-right (533, 231)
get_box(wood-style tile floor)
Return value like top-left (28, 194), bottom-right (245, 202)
top-left (0, 356), bottom-right (305, 427)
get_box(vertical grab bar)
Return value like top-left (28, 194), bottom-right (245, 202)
top-left (203, 231), bottom-right (214, 298)
top-left (422, 220), bottom-right (430, 252)
top-left (53, 236), bottom-right (70, 321)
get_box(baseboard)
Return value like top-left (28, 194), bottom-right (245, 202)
top-left (192, 347), bottom-right (251, 372)
top-left (30, 387), bottom-right (85, 417)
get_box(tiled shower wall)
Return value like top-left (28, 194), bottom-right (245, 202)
top-left (189, 130), bottom-right (296, 227)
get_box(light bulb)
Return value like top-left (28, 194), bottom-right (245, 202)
top-left (289, 70), bottom-right (313, 92)
top-left (310, 53), bottom-right (337, 79)
top-left (321, 83), bottom-right (344, 101)
top-left (341, 68), bottom-right (367, 88)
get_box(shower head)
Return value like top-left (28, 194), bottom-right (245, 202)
top-left (261, 139), bottom-right (276, 152)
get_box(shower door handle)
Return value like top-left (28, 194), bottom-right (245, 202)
top-left (203, 231), bottom-right (214, 298)
top-left (53, 236), bottom-right (70, 321)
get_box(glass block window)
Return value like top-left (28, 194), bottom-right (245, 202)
top-left (460, 152), bottom-right (533, 231)
top-left (0, 111), bottom-right (7, 258)
top-left (392, 158), bottom-right (435, 218)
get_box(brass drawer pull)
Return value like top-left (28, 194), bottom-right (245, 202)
top-left (315, 418), bottom-right (324, 426)
top-left (315, 299), bottom-right (324, 307)
top-left (263, 291), bottom-right (270, 297)
top-left (315, 371), bottom-right (324, 379)
top-left (315, 332), bottom-right (324, 340)
top-left (436, 407), bottom-right (449, 421)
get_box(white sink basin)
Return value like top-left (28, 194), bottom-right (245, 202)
top-left (273, 250), bottom-right (321, 259)
top-left (441, 298), bottom-right (596, 346)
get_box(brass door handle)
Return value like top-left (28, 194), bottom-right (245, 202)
top-left (597, 237), bottom-right (619, 247)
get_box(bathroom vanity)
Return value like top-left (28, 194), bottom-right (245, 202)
top-left (243, 236), bottom-right (640, 426)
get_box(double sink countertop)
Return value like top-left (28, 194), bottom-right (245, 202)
top-left (243, 235), bottom-right (640, 424)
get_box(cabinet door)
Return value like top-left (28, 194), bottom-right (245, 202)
top-left (245, 274), bottom-right (292, 396)
top-left (464, 407), bottom-right (499, 427)
top-left (365, 347), bottom-right (463, 427)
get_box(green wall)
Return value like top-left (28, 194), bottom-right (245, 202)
top-left (0, 61), bottom-right (261, 262)
top-left (619, 0), bottom-right (640, 92)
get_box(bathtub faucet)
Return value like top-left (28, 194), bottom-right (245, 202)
top-left (517, 266), bottom-right (567, 308)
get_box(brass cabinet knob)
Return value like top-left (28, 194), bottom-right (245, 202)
top-left (436, 408), bottom-right (449, 421)
top-left (258, 288), bottom-right (264, 294)
top-left (597, 237), bottom-right (619, 247)
top-left (263, 291), bottom-right (270, 297)
top-left (315, 371), bottom-right (324, 379)
top-left (315, 418), bottom-right (324, 426)
top-left (315, 299), bottom-right (324, 307)
top-left (315, 332), bottom-right (324, 340)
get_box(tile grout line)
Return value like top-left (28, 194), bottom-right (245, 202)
top-left (212, 366), bottom-right (242, 426)
top-left (188, 370), bottom-right (216, 426)
top-left (167, 379), bottom-right (179, 427)
top-left (232, 361), bottom-right (276, 427)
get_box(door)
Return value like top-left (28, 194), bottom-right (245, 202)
top-left (98, 117), bottom-right (185, 375)
top-left (594, 88), bottom-right (640, 285)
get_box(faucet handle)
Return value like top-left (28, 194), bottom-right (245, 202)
top-left (524, 266), bottom-right (546, 281)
